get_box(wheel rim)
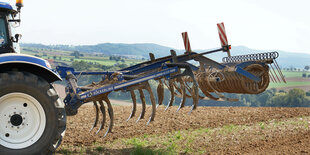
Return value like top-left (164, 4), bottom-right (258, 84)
top-left (0, 93), bottom-right (46, 149)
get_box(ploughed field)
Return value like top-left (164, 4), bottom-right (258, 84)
top-left (57, 104), bottom-right (310, 154)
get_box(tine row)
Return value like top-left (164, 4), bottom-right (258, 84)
top-left (269, 61), bottom-right (286, 83)
top-left (89, 96), bottom-right (114, 137)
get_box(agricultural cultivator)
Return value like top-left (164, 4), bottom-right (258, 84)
top-left (0, 1), bottom-right (286, 154)
top-left (56, 22), bottom-right (285, 137)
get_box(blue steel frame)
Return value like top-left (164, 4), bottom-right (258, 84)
top-left (57, 47), bottom-right (263, 109)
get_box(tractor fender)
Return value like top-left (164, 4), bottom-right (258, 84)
top-left (0, 53), bottom-right (62, 83)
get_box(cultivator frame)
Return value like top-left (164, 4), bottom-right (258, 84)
top-left (56, 22), bottom-right (285, 136)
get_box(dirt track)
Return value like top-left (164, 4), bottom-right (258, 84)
top-left (60, 104), bottom-right (310, 154)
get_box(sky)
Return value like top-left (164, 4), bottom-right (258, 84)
top-left (5, 0), bottom-right (310, 53)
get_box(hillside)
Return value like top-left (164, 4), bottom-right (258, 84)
top-left (21, 43), bottom-right (310, 68)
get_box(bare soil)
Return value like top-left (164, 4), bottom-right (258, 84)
top-left (54, 84), bottom-right (310, 154)
top-left (59, 105), bottom-right (310, 154)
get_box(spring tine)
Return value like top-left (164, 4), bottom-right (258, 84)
top-left (156, 79), bottom-right (164, 108)
top-left (165, 80), bottom-right (175, 111)
top-left (145, 83), bottom-right (156, 125)
top-left (189, 84), bottom-right (199, 114)
top-left (136, 89), bottom-right (146, 122)
top-left (176, 80), bottom-right (186, 112)
top-left (270, 64), bottom-right (281, 83)
top-left (274, 59), bottom-right (286, 83)
top-left (268, 72), bottom-right (275, 83)
top-left (89, 101), bottom-right (99, 132)
top-left (127, 90), bottom-right (137, 121)
top-left (96, 100), bottom-right (106, 135)
top-left (103, 97), bottom-right (114, 137)
top-left (268, 66), bottom-right (277, 83)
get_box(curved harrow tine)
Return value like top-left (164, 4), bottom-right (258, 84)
top-left (156, 79), bottom-right (164, 108)
top-left (145, 82), bottom-right (156, 125)
top-left (176, 79), bottom-right (187, 112)
top-left (189, 84), bottom-right (199, 114)
top-left (127, 90), bottom-right (137, 121)
top-left (103, 97), bottom-right (114, 137)
top-left (96, 100), bottom-right (106, 135)
top-left (184, 80), bottom-right (205, 99)
top-left (137, 89), bottom-right (146, 122)
top-left (165, 80), bottom-right (175, 111)
top-left (89, 101), bottom-right (99, 132)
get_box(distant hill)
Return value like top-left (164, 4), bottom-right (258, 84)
top-left (20, 43), bottom-right (179, 59)
top-left (20, 43), bottom-right (310, 68)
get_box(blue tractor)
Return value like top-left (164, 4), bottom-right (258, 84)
top-left (0, 1), bottom-right (66, 154)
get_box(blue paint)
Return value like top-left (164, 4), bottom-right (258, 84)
top-left (0, 54), bottom-right (61, 78)
top-left (79, 67), bottom-right (178, 100)
top-left (235, 66), bottom-right (260, 82)
top-left (0, 2), bottom-right (16, 12)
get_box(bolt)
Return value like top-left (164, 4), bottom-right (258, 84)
top-left (20, 113), bottom-right (22, 115)
top-left (13, 112), bottom-right (16, 114)
top-left (8, 121), bottom-right (10, 123)
top-left (17, 127), bottom-right (19, 129)
top-left (22, 123), bottom-right (24, 125)
top-left (5, 133), bottom-right (9, 137)
top-left (23, 103), bottom-right (27, 107)
top-left (11, 126), bottom-right (13, 128)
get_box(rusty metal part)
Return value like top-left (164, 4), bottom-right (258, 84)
top-left (103, 97), bottom-right (114, 137)
top-left (89, 101), bottom-right (99, 132)
top-left (145, 82), bottom-right (156, 125)
top-left (189, 84), bottom-right (199, 114)
top-left (270, 64), bottom-right (281, 83)
top-left (156, 79), bottom-right (164, 108)
top-left (127, 90), bottom-right (137, 121)
top-left (137, 89), bottom-right (146, 122)
top-left (274, 59), bottom-right (286, 83)
top-left (176, 79), bottom-right (186, 112)
top-left (96, 100), bottom-right (106, 135)
top-left (268, 71), bottom-right (276, 83)
top-left (164, 79), bottom-right (175, 111)
top-left (196, 64), bottom-right (269, 95)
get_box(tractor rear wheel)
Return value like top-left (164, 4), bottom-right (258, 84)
top-left (0, 71), bottom-right (66, 155)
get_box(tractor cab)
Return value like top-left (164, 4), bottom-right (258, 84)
top-left (0, 1), bottom-right (21, 54)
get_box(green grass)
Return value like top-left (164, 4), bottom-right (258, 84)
top-left (130, 146), bottom-right (168, 155)
top-left (58, 148), bottom-right (72, 154)
top-left (268, 81), bottom-right (310, 88)
top-left (21, 48), bottom-right (143, 67)
top-left (95, 146), bottom-right (104, 152)
top-left (282, 71), bottom-right (304, 78)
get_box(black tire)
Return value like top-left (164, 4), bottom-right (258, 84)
top-left (0, 71), bottom-right (66, 155)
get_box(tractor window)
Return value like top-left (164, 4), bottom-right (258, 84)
top-left (0, 18), bottom-right (8, 46)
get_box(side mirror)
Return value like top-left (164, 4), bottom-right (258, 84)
top-left (11, 34), bottom-right (22, 43)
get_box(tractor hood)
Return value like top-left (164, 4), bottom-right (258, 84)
top-left (0, 2), bottom-right (17, 13)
